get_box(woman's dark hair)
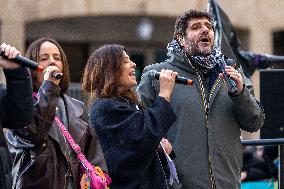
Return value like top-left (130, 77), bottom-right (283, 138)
top-left (82, 44), bottom-right (138, 104)
top-left (174, 9), bottom-right (214, 38)
top-left (25, 37), bottom-right (70, 94)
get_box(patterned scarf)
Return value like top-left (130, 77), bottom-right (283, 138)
top-left (167, 39), bottom-right (228, 90)
top-left (167, 39), bottom-right (226, 71)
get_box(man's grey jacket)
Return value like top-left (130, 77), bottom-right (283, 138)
top-left (137, 51), bottom-right (265, 189)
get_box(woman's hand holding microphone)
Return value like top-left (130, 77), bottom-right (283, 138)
top-left (43, 66), bottom-right (62, 85)
top-left (158, 69), bottom-right (178, 102)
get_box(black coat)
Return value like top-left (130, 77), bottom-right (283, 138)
top-left (90, 96), bottom-right (177, 189)
top-left (0, 68), bottom-right (33, 189)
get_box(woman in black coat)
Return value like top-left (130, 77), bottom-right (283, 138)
top-left (0, 43), bottom-right (33, 189)
top-left (82, 44), bottom-right (177, 189)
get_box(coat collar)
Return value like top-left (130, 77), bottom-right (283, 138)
top-left (166, 52), bottom-right (196, 74)
top-left (168, 51), bottom-right (226, 108)
top-left (48, 95), bottom-right (87, 159)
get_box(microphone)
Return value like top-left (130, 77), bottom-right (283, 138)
top-left (0, 51), bottom-right (43, 72)
top-left (215, 58), bottom-right (238, 94)
top-left (53, 73), bottom-right (63, 80)
top-left (148, 70), bottom-right (194, 85)
top-left (43, 70), bottom-right (63, 80)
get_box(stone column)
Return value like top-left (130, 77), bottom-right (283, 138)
top-left (0, 0), bottom-right (26, 84)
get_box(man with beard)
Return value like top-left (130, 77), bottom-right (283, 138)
top-left (137, 9), bottom-right (265, 189)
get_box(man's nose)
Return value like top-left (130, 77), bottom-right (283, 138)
top-left (201, 25), bottom-right (209, 33)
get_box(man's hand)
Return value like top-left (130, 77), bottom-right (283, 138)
top-left (219, 66), bottom-right (244, 95)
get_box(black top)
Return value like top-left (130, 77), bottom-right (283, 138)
top-left (90, 96), bottom-right (177, 189)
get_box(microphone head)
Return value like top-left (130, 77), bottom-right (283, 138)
top-left (148, 69), bottom-right (158, 79)
top-left (53, 73), bottom-right (63, 80)
top-left (225, 58), bottom-right (236, 67)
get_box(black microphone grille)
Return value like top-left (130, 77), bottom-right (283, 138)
top-left (53, 73), bottom-right (63, 80)
top-left (148, 69), bottom-right (158, 79)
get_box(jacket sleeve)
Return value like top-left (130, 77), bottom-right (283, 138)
top-left (7, 81), bottom-right (60, 148)
top-left (230, 67), bottom-right (265, 132)
top-left (91, 97), bottom-right (177, 154)
top-left (3, 67), bottom-right (33, 129)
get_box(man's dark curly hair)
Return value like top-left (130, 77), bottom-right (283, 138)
top-left (174, 9), bottom-right (213, 38)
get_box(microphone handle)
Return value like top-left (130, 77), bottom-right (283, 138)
top-left (215, 60), bottom-right (238, 94)
top-left (0, 51), bottom-right (43, 72)
top-left (175, 76), bottom-right (193, 85)
top-left (154, 73), bottom-right (193, 85)
top-left (223, 71), bottom-right (238, 94)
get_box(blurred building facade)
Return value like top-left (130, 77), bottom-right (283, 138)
top-left (1, 0), bottom-right (284, 138)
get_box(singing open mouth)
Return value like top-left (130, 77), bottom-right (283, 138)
top-left (199, 36), bottom-right (211, 44)
top-left (129, 70), bottom-right (136, 77)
